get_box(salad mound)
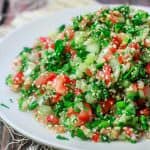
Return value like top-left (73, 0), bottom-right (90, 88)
top-left (6, 5), bottom-right (150, 143)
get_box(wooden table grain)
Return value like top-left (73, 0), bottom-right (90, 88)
top-left (0, 0), bottom-right (149, 150)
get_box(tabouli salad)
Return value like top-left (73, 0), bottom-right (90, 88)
top-left (6, 5), bottom-right (150, 143)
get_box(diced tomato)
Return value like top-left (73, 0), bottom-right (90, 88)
top-left (75, 120), bottom-right (85, 126)
top-left (92, 132), bottom-right (100, 142)
top-left (97, 64), bottom-right (112, 85)
top-left (63, 75), bottom-right (71, 84)
top-left (53, 75), bottom-right (68, 94)
top-left (112, 36), bottom-right (122, 47)
top-left (118, 55), bottom-right (124, 64)
top-left (50, 42), bottom-right (55, 49)
top-left (139, 108), bottom-right (150, 116)
top-left (39, 37), bottom-right (50, 43)
top-left (123, 127), bottom-right (133, 136)
top-left (133, 52), bottom-right (140, 62)
top-left (47, 115), bottom-right (59, 125)
top-left (51, 93), bottom-right (62, 103)
top-left (103, 52), bottom-right (112, 62)
top-left (65, 28), bottom-right (75, 40)
top-left (35, 72), bottom-right (56, 87)
top-left (40, 89), bottom-right (45, 94)
top-left (45, 43), bottom-right (49, 49)
top-left (45, 42), bottom-right (55, 49)
top-left (110, 47), bottom-right (117, 53)
top-left (103, 64), bottom-right (112, 85)
top-left (65, 44), bottom-right (71, 53)
top-left (78, 111), bottom-right (91, 122)
top-left (70, 79), bottom-right (76, 85)
top-left (103, 64), bottom-right (112, 73)
top-left (39, 37), bottom-right (54, 49)
top-left (85, 68), bottom-right (93, 76)
top-left (67, 108), bottom-right (78, 117)
top-left (78, 103), bottom-right (92, 123)
top-left (13, 72), bottom-right (24, 85)
top-left (70, 49), bottom-right (77, 58)
top-left (144, 39), bottom-right (150, 48)
top-left (74, 88), bottom-right (82, 95)
top-left (65, 44), bottom-right (76, 58)
top-left (129, 42), bottom-right (140, 50)
top-left (100, 98), bottom-right (115, 114)
top-left (143, 86), bottom-right (150, 97)
top-left (135, 99), bottom-right (145, 108)
top-left (120, 44), bottom-right (127, 49)
top-left (109, 11), bottom-right (120, 24)
top-left (132, 83), bottom-right (138, 91)
top-left (145, 63), bottom-right (150, 74)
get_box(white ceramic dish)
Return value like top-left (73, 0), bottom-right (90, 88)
top-left (0, 5), bottom-right (149, 150)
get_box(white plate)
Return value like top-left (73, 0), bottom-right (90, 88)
top-left (0, 5), bottom-right (149, 150)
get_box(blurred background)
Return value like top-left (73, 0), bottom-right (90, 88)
top-left (0, 0), bottom-right (150, 150)
top-left (0, 0), bottom-right (149, 26)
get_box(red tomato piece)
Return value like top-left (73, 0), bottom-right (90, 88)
top-left (65, 28), bottom-right (75, 40)
top-left (129, 42), bottom-right (140, 50)
top-left (103, 64), bottom-right (112, 85)
top-left (123, 127), bottom-right (133, 136)
top-left (112, 36), bottom-right (122, 47)
top-left (100, 98), bottom-right (115, 114)
top-left (92, 132), bottom-right (100, 142)
top-left (65, 44), bottom-right (76, 58)
top-left (144, 39), bottom-right (150, 48)
top-left (85, 68), bottom-right (93, 76)
top-left (103, 52), bottom-right (113, 62)
top-left (133, 52), bottom-right (140, 62)
top-left (110, 47), bottom-right (117, 53)
top-left (74, 88), bottom-right (82, 95)
top-left (120, 44), bottom-right (127, 49)
top-left (146, 63), bottom-right (150, 74)
top-left (35, 72), bottom-right (56, 87)
top-left (50, 42), bottom-right (55, 49)
top-left (139, 108), bottom-right (150, 116)
top-left (135, 99), bottom-right (145, 108)
top-left (78, 103), bottom-right (92, 123)
top-left (53, 75), bottom-right (68, 94)
top-left (143, 86), bottom-right (150, 97)
top-left (51, 93), bottom-right (62, 103)
top-left (109, 11), bottom-right (120, 24)
top-left (67, 108), bottom-right (78, 117)
top-left (39, 37), bottom-right (50, 43)
top-left (63, 75), bottom-right (71, 84)
top-left (118, 55), bottom-right (124, 64)
top-left (13, 72), bottom-right (24, 85)
top-left (132, 83), bottom-right (138, 91)
top-left (103, 64), bottom-right (112, 73)
top-left (47, 115), bottom-right (59, 124)
top-left (78, 111), bottom-right (91, 122)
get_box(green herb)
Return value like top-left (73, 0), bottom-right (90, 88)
top-left (28, 101), bottom-right (38, 110)
top-left (126, 91), bottom-right (139, 101)
top-left (20, 47), bottom-right (32, 55)
top-left (132, 10), bottom-right (148, 25)
top-left (55, 39), bottom-right (65, 57)
top-left (5, 74), bottom-right (12, 86)
top-left (58, 24), bottom-right (66, 33)
top-left (9, 98), bottom-right (14, 103)
top-left (76, 128), bottom-right (88, 140)
top-left (115, 5), bottom-right (130, 17)
top-left (56, 135), bottom-right (69, 140)
top-left (0, 103), bottom-right (9, 109)
top-left (101, 134), bottom-right (110, 142)
top-left (72, 15), bottom-right (83, 30)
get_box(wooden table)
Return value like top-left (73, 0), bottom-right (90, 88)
top-left (0, 0), bottom-right (150, 149)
